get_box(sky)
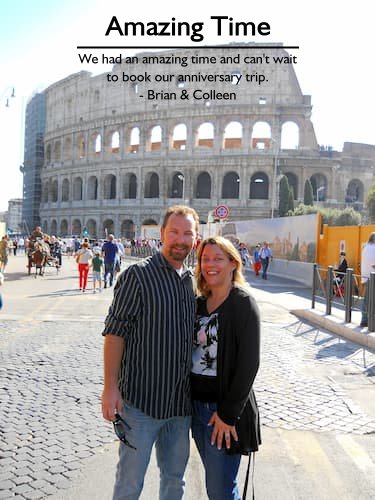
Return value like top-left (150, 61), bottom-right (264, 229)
top-left (0, 0), bottom-right (374, 211)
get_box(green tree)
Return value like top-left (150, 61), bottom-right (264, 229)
top-left (304, 179), bottom-right (314, 206)
top-left (366, 184), bottom-right (375, 223)
top-left (278, 175), bottom-right (290, 217)
top-left (288, 186), bottom-right (295, 213)
top-left (288, 203), bottom-right (361, 226)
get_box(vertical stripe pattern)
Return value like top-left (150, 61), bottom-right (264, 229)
top-left (102, 252), bottom-right (196, 418)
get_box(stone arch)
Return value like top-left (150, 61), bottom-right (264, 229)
top-left (143, 218), bottom-right (158, 225)
top-left (61, 178), bottom-right (70, 201)
top-left (172, 123), bottom-right (187, 150)
top-left (111, 131), bottom-right (120, 154)
top-left (87, 176), bottom-right (98, 200)
top-left (281, 121), bottom-right (299, 149)
top-left (251, 121), bottom-right (272, 149)
top-left (150, 125), bottom-right (162, 151)
top-left (42, 220), bottom-right (48, 233)
top-left (144, 172), bottom-right (160, 198)
top-left (222, 171), bottom-right (240, 198)
top-left (54, 141), bottom-right (61, 161)
top-left (50, 220), bottom-right (57, 235)
top-left (169, 171), bottom-right (184, 198)
top-left (310, 174), bottom-right (327, 201)
top-left (123, 173), bottom-right (137, 199)
top-left (284, 172), bottom-right (298, 199)
top-left (64, 137), bottom-right (72, 161)
top-left (121, 219), bottom-right (135, 239)
top-left (72, 219), bottom-right (82, 236)
top-left (42, 182), bottom-right (49, 203)
top-left (103, 219), bottom-right (114, 237)
top-left (103, 174), bottom-right (117, 199)
top-left (250, 172), bottom-right (269, 199)
top-left (129, 127), bottom-right (140, 153)
top-left (77, 134), bottom-right (85, 158)
top-left (73, 177), bottom-right (83, 201)
top-left (223, 121), bottom-right (243, 149)
top-left (50, 179), bottom-right (58, 202)
top-left (197, 122), bottom-right (214, 148)
top-left (46, 143), bottom-right (52, 163)
top-left (196, 172), bottom-right (211, 199)
top-left (86, 219), bottom-right (97, 238)
top-left (346, 179), bottom-right (364, 203)
top-left (60, 219), bottom-right (68, 236)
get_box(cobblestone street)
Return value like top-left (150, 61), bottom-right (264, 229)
top-left (1, 313), bottom-right (375, 499)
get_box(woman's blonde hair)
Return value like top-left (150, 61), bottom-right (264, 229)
top-left (195, 236), bottom-right (248, 297)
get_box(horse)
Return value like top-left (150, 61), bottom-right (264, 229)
top-left (27, 240), bottom-right (50, 277)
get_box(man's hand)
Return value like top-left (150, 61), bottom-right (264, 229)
top-left (101, 386), bottom-right (123, 421)
top-left (208, 411), bottom-right (238, 450)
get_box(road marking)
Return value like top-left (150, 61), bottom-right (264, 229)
top-left (336, 434), bottom-right (375, 474)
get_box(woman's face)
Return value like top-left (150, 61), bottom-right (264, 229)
top-left (200, 244), bottom-right (236, 290)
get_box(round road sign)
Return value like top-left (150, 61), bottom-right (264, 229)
top-left (215, 205), bottom-right (229, 219)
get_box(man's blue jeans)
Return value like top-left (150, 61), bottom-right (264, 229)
top-left (104, 262), bottom-right (115, 287)
top-left (261, 257), bottom-right (269, 279)
top-left (113, 402), bottom-right (191, 500)
top-left (191, 401), bottom-right (241, 500)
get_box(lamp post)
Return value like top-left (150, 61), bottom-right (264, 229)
top-left (270, 138), bottom-right (279, 219)
top-left (177, 174), bottom-right (185, 202)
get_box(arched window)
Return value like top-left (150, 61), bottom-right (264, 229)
top-left (250, 172), bottom-right (269, 199)
top-left (111, 131), bottom-right (120, 153)
top-left (72, 219), bottom-right (82, 236)
top-left (251, 121), bottom-right (271, 149)
top-left (78, 135), bottom-right (85, 158)
top-left (172, 124), bottom-right (187, 150)
top-left (64, 137), bottom-right (72, 161)
top-left (73, 177), bottom-right (83, 201)
top-left (196, 172), bottom-right (211, 199)
top-left (60, 219), bottom-right (68, 236)
top-left (197, 122), bottom-right (214, 148)
top-left (103, 219), bottom-right (114, 237)
top-left (86, 219), bottom-right (97, 238)
top-left (170, 172), bottom-right (184, 198)
top-left (284, 172), bottom-right (298, 199)
top-left (46, 144), bottom-right (52, 163)
top-left (123, 173), bottom-right (137, 199)
top-left (104, 174), bottom-right (117, 199)
top-left (222, 172), bottom-right (240, 199)
top-left (61, 179), bottom-right (69, 202)
top-left (87, 176), bottom-right (98, 200)
top-left (95, 134), bottom-right (102, 154)
top-left (281, 121), bottom-right (299, 149)
top-left (51, 180), bottom-right (58, 202)
top-left (121, 220), bottom-right (135, 239)
top-left (129, 127), bottom-right (140, 153)
top-left (223, 122), bottom-right (242, 149)
top-left (50, 220), bottom-right (57, 235)
top-left (346, 179), bottom-right (364, 203)
top-left (42, 183), bottom-right (48, 203)
top-left (145, 172), bottom-right (159, 198)
top-left (150, 125), bottom-right (162, 151)
top-left (54, 142), bottom-right (61, 161)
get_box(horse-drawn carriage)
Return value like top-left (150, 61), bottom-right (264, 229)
top-left (27, 238), bottom-right (60, 277)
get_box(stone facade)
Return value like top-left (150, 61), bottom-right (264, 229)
top-left (39, 44), bottom-right (375, 238)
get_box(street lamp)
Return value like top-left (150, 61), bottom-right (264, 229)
top-left (177, 174), bottom-right (185, 202)
top-left (270, 137), bottom-right (280, 219)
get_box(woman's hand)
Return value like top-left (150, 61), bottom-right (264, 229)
top-left (208, 411), bottom-right (238, 450)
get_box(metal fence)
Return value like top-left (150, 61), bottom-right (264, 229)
top-left (312, 264), bottom-right (375, 332)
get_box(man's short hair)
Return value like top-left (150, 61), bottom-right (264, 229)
top-left (162, 205), bottom-right (199, 232)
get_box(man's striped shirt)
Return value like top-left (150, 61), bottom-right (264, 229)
top-left (102, 252), bottom-right (196, 419)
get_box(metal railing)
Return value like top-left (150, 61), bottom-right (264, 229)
top-left (312, 264), bottom-right (375, 332)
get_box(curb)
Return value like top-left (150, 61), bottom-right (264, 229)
top-left (292, 309), bottom-right (375, 351)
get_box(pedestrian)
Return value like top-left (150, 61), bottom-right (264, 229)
top-left (192, 236), bottom-right (261, 499)
top-left (91, 251), bottom-right (104, 293)
top-left (252, 244), bottom-right (262, 277)
top-left (75, 241), bottom-right (93, 292)
top-left (102, 234), bottom-right (118, 288)
top-left (360, 232), bottom-right (375, 327)
top-left (260, 241), bottom-right (273, 280)
top-left (101, 205), bottom-right (199, 500)
top-left (238, 242), bottom-right (251, 268)
top-left (12, 239), bottom-right (18, 256)
top-left (0, 235), bottom-right (9, 273)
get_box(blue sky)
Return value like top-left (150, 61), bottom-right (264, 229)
top-left (1, 0), bottom-right (374, 211)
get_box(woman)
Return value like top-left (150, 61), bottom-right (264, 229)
top-left (192, 236), bottom-right (261, 500)
top-left (75, 241), bottom-right (93, 292)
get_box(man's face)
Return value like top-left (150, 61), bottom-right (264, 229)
top-left (160, 213), bottom-right (197, 268)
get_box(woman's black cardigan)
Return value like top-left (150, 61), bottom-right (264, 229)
top-left (198, 286), bottom-right (261, 454)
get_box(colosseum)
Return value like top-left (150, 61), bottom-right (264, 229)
top-left (40, 43), bottom-right (375, 238)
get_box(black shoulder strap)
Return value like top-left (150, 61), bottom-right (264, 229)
top-left (242, 452), bottom-right (255, 500)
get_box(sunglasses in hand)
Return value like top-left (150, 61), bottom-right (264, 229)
top-left (112, 412), bottom-right (137, 450)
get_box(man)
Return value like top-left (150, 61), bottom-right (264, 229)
top-left (101, 205), bottom-right (199, 500)
top-left (102, 234), bottom-right (119, 288)
top-left (360, 232), bottom-right (375, 327)
top-left (0, 235), bottom-right (9, 273)
top-left (260, 241), bottom-right (273, 280)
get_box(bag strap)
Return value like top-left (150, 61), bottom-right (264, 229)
top-left (242, 452), bottom-right (255, 500)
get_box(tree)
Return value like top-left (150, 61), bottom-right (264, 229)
top-left (366, 184), bottom-right (375, 223)
top-left (278, 176), bottom-right (290, 217)
top-left (288, 186), bottom-right (295, 213)
top-left (304, 179), bottom-right (314, 206)
top-left (288, 203), bottom-right (361, 226)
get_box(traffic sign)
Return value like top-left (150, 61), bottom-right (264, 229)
top-left (215, 205), bottom-right (229, 219)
